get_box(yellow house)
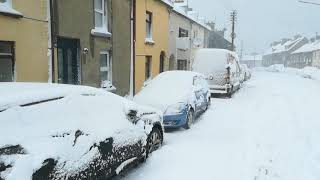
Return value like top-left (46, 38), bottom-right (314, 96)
top-left (0, 0), bottom-right (49, 82)
top-left (134, 0), bottom-right (172, 93)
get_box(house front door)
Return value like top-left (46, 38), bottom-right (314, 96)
top-left (57, 38), bottom-right (80, 85)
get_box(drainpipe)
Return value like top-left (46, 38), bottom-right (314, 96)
top-left (47, 0), bottom-right (52, 82)
top-left (129, 0), bottom-right (136, 97)
top-left (48, 0), bottom-right (55, 83)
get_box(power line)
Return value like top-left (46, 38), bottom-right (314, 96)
top-left (298, 1), bottom-right (320, 6)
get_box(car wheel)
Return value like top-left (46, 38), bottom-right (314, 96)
top-left (206, 98), bottom-right (211, 110)
top-left (146, 127), bottom-right (163, 156)
top-left (184, 109), bottom-right (194, 130)
top-left (227, 86), bottom-right (233, 98)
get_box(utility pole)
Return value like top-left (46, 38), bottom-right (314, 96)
top-left (298, 0), bottom-right (320, 6)
top-left (240, 40), bottom-right (244, 61)
top-left (230, 10), bottom-right (237, 51)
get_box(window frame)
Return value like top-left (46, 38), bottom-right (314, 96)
top-left (100, 51), bottom-right (112, 83)
top-left (179, 28), bottom-right (189, 38)
top-left (0, 41), bottom-right (15, 82)
top-left (94, 0), bottom-right (108, 32)
top-left (177, 59), bottom-right (187, 70)
top-left (146, 11), bottom-right (153, 39)
top-left (145, 56), bottom-right (152, 80)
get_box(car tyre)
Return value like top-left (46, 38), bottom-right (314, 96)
top-left (146, 127), bottom-right (163, 158)
top-left (184, 109), bottom-right (194, 130)
top-left (206, 98), bottom-right (211, 110)
top-left (227, 86), bottom-right (233, 98)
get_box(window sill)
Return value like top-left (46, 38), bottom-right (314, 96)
top-left (91, 28), bottom-right (112, 38)
top-left (101, 80), bottom-right (117, 93)
top-left (0, 5), bottom-right (23, 18)
top-left (145, 38), bottom-right (155, 45)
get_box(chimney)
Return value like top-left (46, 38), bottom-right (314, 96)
top-left (206, 21), bottom-right (215, 31)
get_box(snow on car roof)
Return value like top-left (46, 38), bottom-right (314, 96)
top-left (134, 71), bottom-right (202, 111)
top-left (193, 48), bottom-right (239, 74)
top-left (0, 83), bottom-right (104, 111)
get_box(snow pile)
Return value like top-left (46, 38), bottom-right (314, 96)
top-left (264, 66), bottom-right (320, 82)
top-left (265, 64), bottom-right (285, 72)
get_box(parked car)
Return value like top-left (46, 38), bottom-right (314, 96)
top-left (134, 71), bottom-right (210, 130)
top-left (0, 83), bottom-right (163, 180)
top-left (193, 48), bottom-right (241, 97)
top-left (241, 64), bottom-right (252, 81)
top-left (239, 66), bottom-right (246, 84)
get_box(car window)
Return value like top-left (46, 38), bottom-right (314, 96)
top-left (193, 76), bottom-right (201, 87)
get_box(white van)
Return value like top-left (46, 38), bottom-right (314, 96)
top-left (192, 48), bottom-right (241, 97)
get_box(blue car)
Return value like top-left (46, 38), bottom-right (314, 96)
top-left (134, 71), bottom-right (211, 129)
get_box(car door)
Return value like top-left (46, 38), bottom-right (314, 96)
top-left (199, 76), bottom-right (210, 107)
top-left (193, 76), bottom-right (206, 113)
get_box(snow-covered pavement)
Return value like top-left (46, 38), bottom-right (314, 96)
top-left (120, 71), bottom-right (320, 180)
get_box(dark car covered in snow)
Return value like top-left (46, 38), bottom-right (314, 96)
top-left (0, 83), bottom-right (163, 180)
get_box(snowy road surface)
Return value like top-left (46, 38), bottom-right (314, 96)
top-left (121, 71), bottom-right (320, 180)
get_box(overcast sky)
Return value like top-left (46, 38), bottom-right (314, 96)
top-left (188, 0), bottom-right (320, 54)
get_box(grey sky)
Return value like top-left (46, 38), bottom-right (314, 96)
top-left (188, 0), bottom-right (320, 54)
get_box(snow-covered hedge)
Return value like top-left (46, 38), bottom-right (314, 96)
top-left (261, 65), bottom-right (320, 82)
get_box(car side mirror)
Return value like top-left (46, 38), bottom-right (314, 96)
top-left (127, 110), bottom-right (139, 123)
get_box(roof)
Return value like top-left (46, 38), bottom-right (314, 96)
top-left (264, 37), bottom-right (306, 55)
top-left (160, 0), bottom-right (174, 7)
top-left (172, 4), bottom-right (211, 31)
top-left (242, 55), bottom-right (262, 61)
top-left (292, 40), bottom-right (320, 54)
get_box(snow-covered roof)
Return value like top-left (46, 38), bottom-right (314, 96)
top-left (242, 55), bottom-right (262, 61)
top-left (264, 37), bottom-right (305, 55)
top-left (292, 40), bottom-right (320, 54)
top-left (160, 0), bottom-right (174, 7)
top-left (172, 4), bottom-right (211, 31)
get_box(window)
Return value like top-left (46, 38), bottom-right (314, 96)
top-left (145, 56), bottom-right (152, 80)
top-left (159, 52), bottom-right (165, 73)
top-left (177, 59), bottom-right (187, 70)
top-left (94, 0), bottom-right (108, 31)
top-left (100, 51), bottom-right (112, 83)
top-left (146, 11), bottom-right (153, 39)
top-left (179, 28), bottom-right (189, 38)
top-left (0, 41), bottom-right (14, 82)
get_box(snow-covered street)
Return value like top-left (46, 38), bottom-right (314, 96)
top-left (121, 71), bottom-right (320, 180)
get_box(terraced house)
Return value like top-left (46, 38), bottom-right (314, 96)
top-left (51, 0), bottom-right (132, 96)
top-left (0, 0), bottom-right (50, 82)
top-left (134, 0), bottom-right (173, 93)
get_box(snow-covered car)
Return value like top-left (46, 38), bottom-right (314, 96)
top-left (239, 66), bottom-right (246, 83)
top-left (241, 64), bottom-right (252, 81)
top-left (193, 48), bottom-right (241, 97)
top-left (0, 83), bottom-right (163, 180)
top-left (134, 71), bottom-right (210, 130)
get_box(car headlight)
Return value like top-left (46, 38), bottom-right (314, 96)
top-left (164, 103), bottom-right (188, 115)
